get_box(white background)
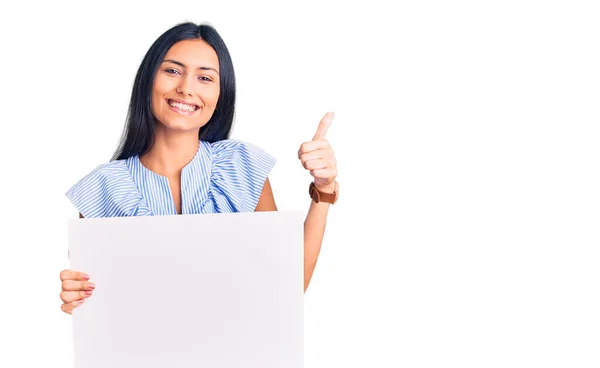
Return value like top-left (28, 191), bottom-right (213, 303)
top-left (0, 1), bottom-right (599, 367)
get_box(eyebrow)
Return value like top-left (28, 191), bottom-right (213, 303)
top-left (162, 59), bottom-right (219, 74)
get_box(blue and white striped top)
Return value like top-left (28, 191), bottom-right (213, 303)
top-left (65, 140), bottom-right (276, 218)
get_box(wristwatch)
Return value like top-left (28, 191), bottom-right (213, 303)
top-left (309, 181), bottom-right (339, 204)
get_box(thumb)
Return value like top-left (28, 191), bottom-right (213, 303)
top-left (312, 112), bottom-right (334, 141)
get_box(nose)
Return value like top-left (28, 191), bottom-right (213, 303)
top-left (176, 76), bottom-right (194, 97)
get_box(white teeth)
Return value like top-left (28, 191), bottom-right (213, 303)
top-left (168, 100), bottom-right (196, 112)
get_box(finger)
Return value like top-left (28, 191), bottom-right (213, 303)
top-left (61, 299), bottom-right (85, 315)
top-left (299, 150), bottom-right (325, 163)
top-left (62, 280), bottom-right (96, 292)
top-left (304, 148), bottom-right (334, 161)
top-left (60, 270), bottom-right (90, 282)
top-left (303, 159), bottom-right (329, 171)
top-left (312, 112), bottom-right (334, 141)
top-left (60, 290), bottom-right (93, 303)
top-left (298, 140), bottom-right (331, 158)
top-left (310, 168), bottom-right (338, 179)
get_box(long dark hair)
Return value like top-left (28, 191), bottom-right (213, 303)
top-left (112, 22), bottom-right (236, 161)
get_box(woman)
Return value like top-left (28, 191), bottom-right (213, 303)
top-left (59, 22), bottom-right (339, 314)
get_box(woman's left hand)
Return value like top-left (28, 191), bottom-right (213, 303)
top-left (298, 112), bottom-right (338, 192)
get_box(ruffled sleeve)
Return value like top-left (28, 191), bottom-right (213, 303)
top-left (65, 160), bottom-right (150, 218)
top-left (209, 140), bottom-right (277, 212)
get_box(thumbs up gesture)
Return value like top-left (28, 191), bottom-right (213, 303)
top-left (298, 112), bottom-right (338, 192)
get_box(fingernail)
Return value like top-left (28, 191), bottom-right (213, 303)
top-left (85, 290), bottom-right (93, 296)
top-left (83, 274), bottom-right (90, 280)
top-left (88, 283), bottom-right (96, 290)
top-left (74, 299), bottom-right (84, 305)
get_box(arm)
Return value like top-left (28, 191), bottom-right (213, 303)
top-left (301, 185), bottom-right (333, 292)
top-left (255, 178), bottom-right (332, 293)
top-left (256, 112), bottom-right (338, 293)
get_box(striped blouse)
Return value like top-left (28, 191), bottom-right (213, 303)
top-left (65, 140), bottom-right (276, 218)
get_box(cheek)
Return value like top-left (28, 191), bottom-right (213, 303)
top-left (150, 93), bottom-right (163, 116)
top-left (151, 84), bottom-right (161, 112)
top-left (206, 86), bottom-right (220, 108)
top-left (152, 75), bottom-right (170, 97)
top-left (196, 88), bottom-right (218, 126)
top-left (212, 89), bottom-right (219, 107)
top-left (151, 76), bottom-right (172, 113)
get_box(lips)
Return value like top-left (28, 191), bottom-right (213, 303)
top-left (167, 99), bottom-right (199, 113)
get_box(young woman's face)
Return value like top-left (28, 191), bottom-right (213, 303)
top-left (152, 39), bottom-right (220, 132)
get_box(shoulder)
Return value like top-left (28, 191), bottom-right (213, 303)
top-left (65, 159), bottom-right (145, 218)
top-left (68, 160), bottom-right (131, 191)
top-left (208, 139), bottom-right (276, 178)
top-left (90, 159), bottom-right (130, 178)
top-left (209, 139), bottom-right (271, 159)
top-left (67, 160), bottom-right (129, 190)
top-left (205, 139), bottom-right (277, 212)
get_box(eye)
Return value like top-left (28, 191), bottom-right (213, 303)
top-left (165, 68), bottom-right (181, 75)
top-left (198, 76), bottom-right (213, 82)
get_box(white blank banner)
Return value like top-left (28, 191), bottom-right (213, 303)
top-left (68, 211), bottom-right (304, 368)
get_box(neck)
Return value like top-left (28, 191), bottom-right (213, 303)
top-left (140, 127), bottom-right (200, 177)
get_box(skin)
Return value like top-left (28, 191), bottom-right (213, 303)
top-left (60, 39), bottom-right (338, 314)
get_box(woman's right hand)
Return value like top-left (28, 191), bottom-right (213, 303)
top-left (60, 270), bottom-right (95, 314)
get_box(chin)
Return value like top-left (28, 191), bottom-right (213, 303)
top-left (157, 118), bottom-right (206, 133)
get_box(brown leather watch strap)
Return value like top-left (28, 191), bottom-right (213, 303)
top-left (309, 182), bottom-right (339, 204)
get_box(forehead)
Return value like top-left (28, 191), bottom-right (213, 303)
top-left (164, 39), bottom-right (219, 71)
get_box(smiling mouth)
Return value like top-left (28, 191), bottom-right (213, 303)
top-left (167, 99), bottom-right (199, 113)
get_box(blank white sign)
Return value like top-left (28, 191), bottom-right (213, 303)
top-left (68, 211), bottom-right (304, 368)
